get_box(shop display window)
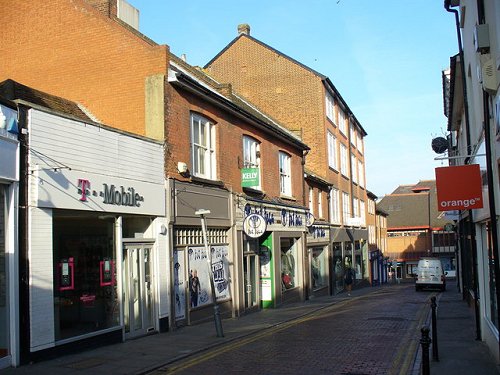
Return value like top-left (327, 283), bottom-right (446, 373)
top-left (0, 187), bottom-right (7, 357)
top-left (53, 211), bottom-right (119, 340)
top-left (311, 247), bottom-right (328, 290)
top-left (280, 238), bottom-right (297, 291)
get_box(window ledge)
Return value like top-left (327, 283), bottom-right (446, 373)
top-left (280, 194), bottom-right (296, 202)
top-left (191, 176), bottom-right (224, 187)
top-left (243, 186), bottom-right (266, 197)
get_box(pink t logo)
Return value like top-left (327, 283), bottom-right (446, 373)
top-left (78, 179), bottom-right (91, 201)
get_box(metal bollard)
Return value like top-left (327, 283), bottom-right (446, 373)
top-left (431, 296), bottom-right (439, 361)
top-left (420, 326), bottom-right (431, 375)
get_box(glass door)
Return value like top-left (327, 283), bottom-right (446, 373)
top-left (123, 243), bottom-right (154, 339)
top-left (0, 186), bottom-right (7, 360)
top-left (243, 254), bottom-right (258, 310)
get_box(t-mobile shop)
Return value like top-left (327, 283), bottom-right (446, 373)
top-left (236, 199), bottom-right (307, 311)
top-left (23, 108), bottom-right (167, 361)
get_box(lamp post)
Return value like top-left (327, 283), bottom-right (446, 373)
top-left (195, 209), bottom-right (224, 337)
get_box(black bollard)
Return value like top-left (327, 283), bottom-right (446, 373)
top-left (420, 326), bottom-right (431, 375)
top-left (431, 296), bottom-right (439, 361)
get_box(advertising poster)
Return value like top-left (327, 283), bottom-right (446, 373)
top-left (173, 249), bottom-right (186, 320)
top-left (188, 245), bottom-right (231, 308)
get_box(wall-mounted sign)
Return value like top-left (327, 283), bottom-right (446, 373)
top-left (36, 169), bottom-right (165, 216)
top-left (306, 212), bottom-right (315, 227)
top-left (243, 213), bottom-right (267, 238)
top-left (435, 164), bottom-right (483, 211)
top-left (241, 168), bottom-right (260, 187)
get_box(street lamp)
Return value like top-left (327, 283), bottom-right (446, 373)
top-left (195, 209), bottom-right (224, 337)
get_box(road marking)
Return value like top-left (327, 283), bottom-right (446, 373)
top-left (389, 291), bottom-right (437, 375)
top-left (158, 289), bottom-right (398, 374)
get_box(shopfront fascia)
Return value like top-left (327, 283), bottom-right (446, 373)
top-left (0, 104), bottom-right (20, 368)
top-left (168, 180), bottom-right (232, 326)
top-left (307, 223), bottom-right (330, 297)
top-left (23, 109), bottom-right (167, 360)
top-left (28, 167), bottom-right (167, 358)
top-left (236, 198), bottom-right (307, 309)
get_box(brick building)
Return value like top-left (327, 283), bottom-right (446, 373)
top-left (378, 180), bottom-right (455, 280)
top-left (1, 0), bottom-right (312, 366)
top-left (204, 25), bottom-right (369, 289)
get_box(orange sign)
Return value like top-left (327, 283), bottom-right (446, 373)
top-left (435, 164), bottom-right (483, 211)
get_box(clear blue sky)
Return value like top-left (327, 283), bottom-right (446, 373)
top-left (128, 0), bottom-right (458, 197)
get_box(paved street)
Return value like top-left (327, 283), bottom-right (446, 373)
top-left (149, 284), bottom-right (435, 375)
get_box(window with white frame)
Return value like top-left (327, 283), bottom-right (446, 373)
top-left (191, 113), bottom-right (216, 180)
top-left (318, 191), bottom-right (323, 219)
top-left (342, 192), bottom-right (350, 225)
top-left (368, 199), bottom-right (375, 215)
top-left (353, 198), bottom-right (359, 219)
top-left (309, 187), bottom-right (314, 216)
top-left (330, 188), bottom-right (340, 224)
top-left (369, 225), bottom-right (376, 244)
top-left (242, 135), bottom-right (261, 190)
top-left (326, 92), bottom-right (335, 122)
top-left (358, 160), bottom-right (365, 188)
top-left (338, 108), bottom-right (347, 135)
top-left (360, 200), bottom-right (366, 226)
top-left (327, 131), bottom-right (338, 170)
top-left (350, 123), bottom-right (356, 147)
top-left (351, 154), bottom-right (357, 184)
top-left (279, 151), bottom-right (292, 196)
top-left (357, 134), bottom-right (364, 154)
top-left (340, 143), bottom-right (348, 177)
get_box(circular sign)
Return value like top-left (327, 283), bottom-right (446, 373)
top-left (306, 212), bottom-right (315, 228)
top-left (243, 213), bottom-right (267, 238)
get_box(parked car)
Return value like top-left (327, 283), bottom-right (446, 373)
top-left (415, 257), bottom-right (447, 291)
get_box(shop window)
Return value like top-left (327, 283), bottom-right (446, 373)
top-left (332, 242), bottom-right (344, 293)
top-left (0, 187), bottom-right (6, 357)
top-left (53, 211), bottom-right (119, 340)
top-left (280, 238), bottom-right (297, 291)
top-left (311, 247), bottom-right (328, 290)
top-left (486, 222), bottom-right (498, 329)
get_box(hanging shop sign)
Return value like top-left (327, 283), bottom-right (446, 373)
top-left (243, 213), bottom-right (267, 238)
top-left (241, 168), bottom-right (260, 187)
top-left (435, 164), bottom-right (483, 211)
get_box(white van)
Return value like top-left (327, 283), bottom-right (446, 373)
top-left (415, 257), bottom-right (447, 291)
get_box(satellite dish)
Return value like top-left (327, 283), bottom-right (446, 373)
top-left (431, 137), bottom-right (448, 154)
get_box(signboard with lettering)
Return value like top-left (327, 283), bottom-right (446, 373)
top-left (243, 203), bottom-right (307, 232)
top-left (36, 169), bottom-right (165, 216)
top-left (435, 164), bottom-right (483, 211)
top-left (241, 168), bottom-right (260, 187)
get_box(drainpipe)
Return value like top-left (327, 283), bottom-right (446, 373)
top-left (444, 0), bottom-right (481, 340)
top-left (16, 104), bottom-right (30, 363)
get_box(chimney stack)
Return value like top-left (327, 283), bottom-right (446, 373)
top-left (238, 24), bottom-right (251, 36)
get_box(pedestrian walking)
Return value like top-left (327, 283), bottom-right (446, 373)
top-left (344, 267), bottom-right (355, 296)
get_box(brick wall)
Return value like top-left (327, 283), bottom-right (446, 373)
top-left (165, 84), bottom-right (305, 204)
top-left (206, 34), bottom-right (368, 217)
top-left (1, 0), bottom-right (169, 138)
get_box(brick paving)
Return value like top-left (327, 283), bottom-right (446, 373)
top-left (152, 285), bottom-right (432, 375)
